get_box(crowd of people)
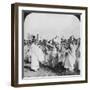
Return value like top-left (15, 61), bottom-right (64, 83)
top-left (24, 35), bottom-right (81, 73)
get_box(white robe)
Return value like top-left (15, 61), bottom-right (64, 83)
top-left (64, 44), bottom-right (77, 71)
top-left (30, 43), bottom-right (44, 71)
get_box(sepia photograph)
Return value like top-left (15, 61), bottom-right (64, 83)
top-left (11, 3), bottom-right (88, 87)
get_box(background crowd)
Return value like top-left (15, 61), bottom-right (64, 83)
top-left (24, 34), bottom-right (81, 74)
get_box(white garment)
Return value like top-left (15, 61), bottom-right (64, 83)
top-left (64, 44), bottom-right (77, 71)
top-left (30, 53), bottom-right (39, 71)
top-left (30, 43), bottom-right (44, 71)
top-left (69, 44), bottom-right (77, 71)
top-left (64, 53), bottom-right (71, 69)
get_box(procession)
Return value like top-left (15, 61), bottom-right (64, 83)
top-left (24, 34), bottom-right (81, 77)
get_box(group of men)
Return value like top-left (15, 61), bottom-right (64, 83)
top-left (24, 35), bottom-right (81, 73)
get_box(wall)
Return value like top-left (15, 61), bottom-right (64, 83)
top-left (0, 0), bottom-right (89, 90)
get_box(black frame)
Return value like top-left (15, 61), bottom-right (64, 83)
top-left (11, 3), bottom-right (88, 87)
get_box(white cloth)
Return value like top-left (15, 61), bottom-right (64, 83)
top-left (30, 53), bottom-right (39, 71)
top-left (64, 44), bottom-right (77, 71)
top-left (30, 43), bottom-right (44, 71)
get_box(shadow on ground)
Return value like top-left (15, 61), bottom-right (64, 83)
top-left (24, 62), bottom-right (80, 77)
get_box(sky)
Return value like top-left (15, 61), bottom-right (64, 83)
top-left (24, 12), bottom-right (80, 40)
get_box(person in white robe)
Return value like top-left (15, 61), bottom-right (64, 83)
top-left (30, 43), bottom-right (45, 71)
top-left (64, 49), bottom-right (71, 70)
top-left (64, 43), bottom-right (77, 72)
